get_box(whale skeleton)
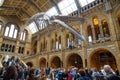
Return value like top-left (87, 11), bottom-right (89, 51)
top-left (28, 12), bottom-right (85, 41)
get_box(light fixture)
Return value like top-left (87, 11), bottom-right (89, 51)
top-left (0, 0), bottom-right (4, 6)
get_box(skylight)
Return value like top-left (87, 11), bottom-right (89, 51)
top-left (0, 0), bottom-right (4, 6)
top-left (46, 7), bottom-right (58, 16)
top-left (78, 0), bottom-right (95, 7)
top-left (58, 0), bottom-right (77, 15)
top-left (28, 22), bottom-right (38, 34)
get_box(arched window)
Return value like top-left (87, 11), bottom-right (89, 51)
top-left (12, 45), bottom-right (15, 52)
top-left (66, 32), bottom-right (74, 49)
top-left (1, 43), bottom-right (5, 51)
top-left (8, 45), bottom-right (12, 52)
top-left (55, 33), bottom-right (58, 50)
top-left (4, 23), bottom-right (19, 39)
top-left (101, 19), bottom-right (110, 37)
top-left (66, 34), bottom-right (69, 48)
top-left (59, 36), bottom-right (61, 49)
top-left (0, 21), bottom-right (3, 31)
top-left (18, 47), bottom-right (24, 54)
top-left (5, 44), bottom-right (8, 52)
top-left (87, 25), bottom-right (93, 42)
top-left (20, 29), bottom-right (27, 41)
top-left (93, 17), bottom-right (100, 40)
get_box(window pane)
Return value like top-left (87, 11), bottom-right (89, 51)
top-left (29, 22), bottom-right (38, 34)
top-left (78, 0), bottom-right (95, 7)
top-left (46, 7), bottom-right (58, 16)
top-left (4, 27), bottom-right (9, 36)
top-left (9, 24), bottom-right (15, 37)
top-left (20, 32), bottom-right (23, 40)
top-left (23, 32), bottom-right (26, 41)
top-left (88, 36), bottom-right (92, 42)
top-left (58, 0), bottom-right (77, 15)
top-left (13, 29), bottom-right (17, 38)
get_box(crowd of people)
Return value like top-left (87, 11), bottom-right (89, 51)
top-left (0, 56), bottom-right (120, 80)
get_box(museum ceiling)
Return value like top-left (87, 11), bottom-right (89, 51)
top-left (0, 0), bottom-right (61, 21)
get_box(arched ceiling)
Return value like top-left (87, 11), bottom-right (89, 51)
top-left (0, 0), bottom-right (61, 21)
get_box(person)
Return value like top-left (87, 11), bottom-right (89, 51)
top-left (92, 68), bottom-right (100, 80)
top-left (103, 65), bottom-right (120, 80)
top-left (26, 68), bottom-right (37, 80)
top-left (77, 69), bottom-right (91, 80)
top-left (115, 68), bottom-right (119, 76)
top-left (4, 65), bottom-right (18, 80)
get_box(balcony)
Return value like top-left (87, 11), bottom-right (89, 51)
top-left (87, 37), bottom-right (114, 49)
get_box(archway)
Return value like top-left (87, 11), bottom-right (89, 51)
top-left (39, 58), bottom-right (46, 68)
top-left (51, 56), bottom-right (61, 68)
top-left (118, 16), bottom-right (120, 26)
top-left (90, 49), bottom-right (117, 70)
top-left (67, 54), bottom-right (83, 68)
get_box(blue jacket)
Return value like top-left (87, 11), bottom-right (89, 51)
top-left (77, 76), bottom-right (91, 80)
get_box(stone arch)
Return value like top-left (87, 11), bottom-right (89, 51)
top-left (113, 4), bottom-right (120, 16)
top-left (113, 5), bottom-right (120, 27)
top-left (5, 22), bottom-right (20, 32)
top-left (66, 53), bottom-right (83, 68)
top-left (39, 57), bottom-right (46, 68)
top-left (50, 56), bottom-right (61, 68)
top-left (86, 12), bottom-right (112, 41)
top-left (89, 48), bottom-right (117, 70)
top-left (86, 11), bottom-right (109, 22)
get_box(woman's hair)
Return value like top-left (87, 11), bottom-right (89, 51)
top-left (78, 69), bottom-right (86, 76)
top-left (26, 62), bottom-right (33, 68)
top-left (27, 69), bottom-right (36, 80)
top-left (4, 65), bottom-right (18, 80)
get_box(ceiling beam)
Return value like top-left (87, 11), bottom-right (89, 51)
top-left (0, 6), bottom-right (31, 17)
top-left (21, 0), bottom-right (42, 12)
top-left (50, 0), bottom-right (61, 14)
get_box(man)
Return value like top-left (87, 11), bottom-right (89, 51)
top-left (103, 65), bottom-right (120, 80)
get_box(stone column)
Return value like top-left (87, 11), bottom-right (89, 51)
top-left (36, 40), bottom-right (40, 54)
top-left (107, 13), bottom-right (117, 41)
top-left (80, 22), bottom-right (87, 68)
top-left (61, 30), bottom-right (65, 50)
top-left (0, 24), bottom-right (5, 37)
top-left (59, 30), bottom-right (64, 68)
top-left (47, 35), bottom-right (51, 52)
top-left (98, 19), bottom-right (104, 39)
top-left (14, 32), bottom-right (21, 54)
top-left (91, 22), bottom-right (96, 43)
top-left (24, 33), bottom-right (32, 55)
top-left (0, 25), bottom-right (5, 48)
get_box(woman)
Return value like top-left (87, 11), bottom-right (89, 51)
top-left (4, 65), bottom-right (18, 80)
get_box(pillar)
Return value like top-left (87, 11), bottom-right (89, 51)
top-left (80, 21), bottom-right (87, 68)
top-left (14, 32), bottom-right (21, 54)
top-left (91, 22), bottom-right (96, 43)
top-left (36, 40), bottom-right (40, 54)
top-left (98, 18), bottom-right (104, 38)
